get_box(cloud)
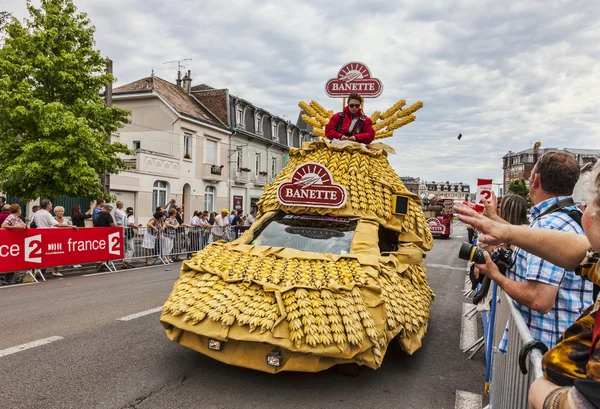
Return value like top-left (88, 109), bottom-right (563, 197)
top-left (3, 0), bottom-right (599, 186)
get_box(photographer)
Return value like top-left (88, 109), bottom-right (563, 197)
top-left (468, 153), bottom-right (594, 353)
top-left (455, 158), bottom-right (600, 409)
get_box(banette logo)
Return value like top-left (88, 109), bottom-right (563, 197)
top-left (325, 62), bottom-right (383, 98)
top-left (277, 163), bottom-right (347, 208)
top-left (427, 218), bottom-right (445, 233)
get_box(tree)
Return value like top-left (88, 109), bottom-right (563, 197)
top-left (0, 0), bottom-right (131, 201)
top-left (507, 178), bottom-right (529, 199)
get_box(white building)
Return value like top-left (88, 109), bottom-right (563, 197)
top-left (111, 73), bottom-right (231, 224)
top-left (192, 84), bottom-right (313, 214)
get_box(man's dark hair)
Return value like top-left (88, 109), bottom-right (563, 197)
top-left (534, 151), bottom-right (580, 196)
top-left (32, 205), bottom-right (40, 212)
top-left (40, 199), bottom-right (51, 209)
top-left (347, 93), bottom-right (363, 103)
top-left (96, 198), bottom-right (105, 206)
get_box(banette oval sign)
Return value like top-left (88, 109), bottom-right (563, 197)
top-left (277, 163), bottom-right (347, 208)
top-left (325, 62), bottom-right (383, 98)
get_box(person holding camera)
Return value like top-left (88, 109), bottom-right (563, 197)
top-left (475, 152), bottom-right (594, 352)
top-left (455, 159), bottom-right (600, 409)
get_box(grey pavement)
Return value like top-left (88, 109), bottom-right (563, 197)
top-left (0, 222), bottom-right (485, 409)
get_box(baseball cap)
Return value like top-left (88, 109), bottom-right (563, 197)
top-left (221, 208), bottom-right (229, 213)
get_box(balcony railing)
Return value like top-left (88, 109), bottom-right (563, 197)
top-left (210, 165), bottom-right (222, 175)
top-left (202, 164), bottom-right (224, 182)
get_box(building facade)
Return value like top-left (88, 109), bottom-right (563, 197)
top-left (418, 180), bottom-right (471, 203)
top-left (400, 176), bottom-right (421, 195)
top-left (110, 74), bottom-right (231, 224)
top-left (192, 84), bottom-right (313, 215)
top-left (503, 147), bottom-right (599, 202)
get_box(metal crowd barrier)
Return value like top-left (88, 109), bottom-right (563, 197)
top-left (122, 225), bottom-right (246, 265)
top-left (486, 289), bottom-right (545, 409)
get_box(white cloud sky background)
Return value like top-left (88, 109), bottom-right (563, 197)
top-left (3, 0), bottom-right (600, 189)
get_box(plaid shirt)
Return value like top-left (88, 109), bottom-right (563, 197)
top-left (499, 196), bottom-right (594, 352)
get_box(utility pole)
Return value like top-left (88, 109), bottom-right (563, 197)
top-left (101, 58), bottom-right (113, 195)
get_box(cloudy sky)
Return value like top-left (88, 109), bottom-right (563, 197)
top-left (4, 0), bottom-right (600, 189)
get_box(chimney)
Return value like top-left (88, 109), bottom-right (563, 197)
top-left (182, 70), bottom-right (192, 94)
top-left (176, 70), bottom-right (182, 87)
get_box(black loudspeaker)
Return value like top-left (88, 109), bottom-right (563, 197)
top-left (392, 195), bottom-right (409, 215)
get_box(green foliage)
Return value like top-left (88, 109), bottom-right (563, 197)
top-left (0, 0), bottom-right (131, 201)
top-left (507, 178), bottom-right (529, 199)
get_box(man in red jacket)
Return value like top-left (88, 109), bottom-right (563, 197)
top-left (325, 93), bottom-right (375, 144)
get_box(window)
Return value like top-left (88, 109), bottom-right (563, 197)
top-left (204, 186), bottom-right (215, 213)
top-left (184, 133), bottom-right (191, 159)
top-left (271, 157), bottom-right (277, 177)
top-left (236, 146), bottom-right (243, 171)
top-left (204, 139), bottom-right (218, 165)
top-left (256, 116), bottom-right (263, 134)
top-left (133, 140), bottom-right (141, 150)
top-left (272, 123), bottom-right (278, 141)
top-left (236, 109), bottom-right (244, 128)
top-left (252, 214), bottom-right (357, 254)
top-left (152, 181), bottom-right (169, 212)
top-left (255, 152), bottom-right (261, 175)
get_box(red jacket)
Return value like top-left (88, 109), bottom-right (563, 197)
top-left (325, 106), bottom-right (375, 144)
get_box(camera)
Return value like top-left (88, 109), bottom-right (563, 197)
top-left (459, 242), bottom-right (513, 267)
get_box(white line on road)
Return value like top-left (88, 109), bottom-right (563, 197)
top-left (0, 336), bottom-right (64, 358)
top-left (117, 307), bottom-right (163, 321)
top-left (0, 282), bottom-right (37, 290)
top-left (426, 263), bottom-right (467, 271)
top-left (460, 303), bottom-right (478, 351)
top-left (455, 390), bottom-right (482, 409)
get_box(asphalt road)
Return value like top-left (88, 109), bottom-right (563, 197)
top-left (0, 221), bottom-right (485, 409)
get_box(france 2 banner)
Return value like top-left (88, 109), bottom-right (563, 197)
top-left (475, 179), bottom-right (493, 205)
top-left (0, 227), bottom-right (123, 273)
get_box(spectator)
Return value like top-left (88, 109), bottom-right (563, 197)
top-left (1, 204), bottom-right (26, 230)
top-left (53, 206), bottom-right (72, 226)
top-left (166, 199), bottom-right (177, 212)
top-left (93, 203), bottom-right (117, 227)
top-left (212, 209), bottom-right (229, 242)
top-left (163, 208), bottom-right (180, 263)
top-left (325, 92), bottom-right (375, 144)
top-left (454, 160), bottom-right (600, 409)
top-left (247, 210), bottom-right (257, 226)
top-left (476, 152), bottom-right (593, 351)
top-left (0, 204), bottom-right (27, 284)
top-left (35, 199), bottom-right (75, 277)
top-left (31, 205), bottom-right (40, 213)
top-left (122, 207), bottom-right (138, 269)
top-left (498, 194), bottom-right (529, 226)
top-left (190, 211), bottom-right (203, 251)
top-left (114, 201), bottom-right (126, 227)
top-left (0, 203), bottom-right (10, 225)
top-left (143, 211), bottom-right (164, 265)
top-left (35, 199), bottom-right (74, 228)
top-left (93, 198), bottom-right (105, 217)
top-left (71, 203), bottom-right (95, 228)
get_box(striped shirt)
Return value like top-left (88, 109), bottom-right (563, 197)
top-left (499, 196), bottom-right (594, 352)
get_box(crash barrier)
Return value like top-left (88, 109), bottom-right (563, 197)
top-left (0, 227), bottom-right (124, 274)
top-left (485, 288), bottom-right (545, 409)
top-left (0, 225), bottom-right (248, 284)
top-left (122, 225), bottom-right (247, 264)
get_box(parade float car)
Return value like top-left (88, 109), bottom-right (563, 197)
top-left (161, 99), bottom-right (435, 373)
top-left (424, 197), bottom-right (454, 239)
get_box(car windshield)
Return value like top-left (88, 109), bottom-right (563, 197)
top-left (251, 214), bottom-right (357, 254)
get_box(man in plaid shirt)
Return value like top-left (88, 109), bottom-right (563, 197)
top-left (477, 151), bottom-right (594, 351)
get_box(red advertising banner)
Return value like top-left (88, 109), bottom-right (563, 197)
top-left (0, 227), bottom-right (123, 273)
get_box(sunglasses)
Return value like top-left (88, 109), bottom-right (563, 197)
top-left (348, 104), bottom-right (361, 108)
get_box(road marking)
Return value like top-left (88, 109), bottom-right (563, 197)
top-left (460, 303), bottom-right (478, 351)
top-left (117, 307), bottom-right (163, 321)
top-left (455, 235), bottom-right (463, 238)
top-left (0, 282), bottom-right (37, 290)
top-left (426, 263), bottom-right (467, 271)
top-left (455, 390), bottom-right (482, 409)
top-left (0, 336), bottom-right (64, 358)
